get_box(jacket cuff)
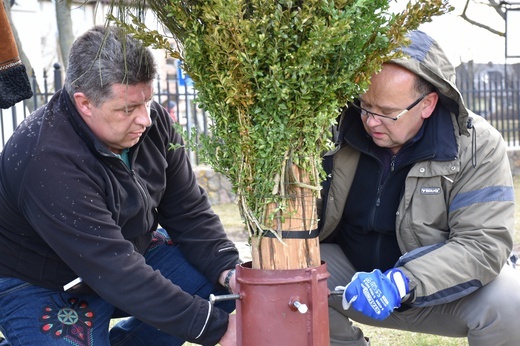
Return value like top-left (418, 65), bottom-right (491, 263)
top-left (192, 300), bottom-right (229, 345)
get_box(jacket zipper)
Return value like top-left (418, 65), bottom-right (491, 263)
top-left (372, 154), bottom-right (396, 268)
top-left (131, 169), bottom-right (152, 228)
top-left (376, 154), bottom-right (396, 207)
top-left (112, 156), bottom-right (151, 253)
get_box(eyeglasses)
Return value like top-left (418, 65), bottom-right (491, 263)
top-left (350, 94), bottom-right (427, 122)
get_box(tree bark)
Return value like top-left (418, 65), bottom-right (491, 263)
top-left (55, 0), bottom-right (74, 70)
top-left (251, 164), bottom-right (321, 270)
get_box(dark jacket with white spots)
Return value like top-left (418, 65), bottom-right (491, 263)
top-left (0, 89), bottom-right (239, 344)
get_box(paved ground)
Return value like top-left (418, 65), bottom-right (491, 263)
top-left (235, 241), bottom-right (252, 262)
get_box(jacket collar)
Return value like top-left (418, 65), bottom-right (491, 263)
top-left (340, 102), bottom-right (458, 164)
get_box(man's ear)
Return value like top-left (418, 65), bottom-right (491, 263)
top-left (73, 92), bottom-right (92, 117)
top-left (421, 92), bottom-right (439, 119)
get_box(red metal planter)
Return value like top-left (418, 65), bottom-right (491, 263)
top-left (235, 261), bottom-right (330, 345)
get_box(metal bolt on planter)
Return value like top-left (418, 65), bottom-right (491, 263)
top-left (209, 289), bottom-right (344, 306)
top-left (291, 300), bottom-right (308, 314)
top-left (329, 290), bottom-right (344, 296)
top-left (209, 293), bottom-right (241, 304)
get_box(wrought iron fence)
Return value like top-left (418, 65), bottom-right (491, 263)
top-left (457, 66), bottom-right (520, 147)
top-left (1, 63), bottom-right (520, 160)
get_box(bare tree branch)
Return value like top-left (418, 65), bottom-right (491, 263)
top-left (460, 0), bottom-right (505, 36)
top-left (486, 0), bottom-right (506, 19)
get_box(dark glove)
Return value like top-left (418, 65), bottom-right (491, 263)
top-left (338, 268), bottom-right (409, 320)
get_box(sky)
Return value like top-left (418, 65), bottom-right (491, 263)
top-left (393, 0), bottom-right (519, 65)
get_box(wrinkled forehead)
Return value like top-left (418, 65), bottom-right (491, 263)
top-left (364, 64), bottom-right (417, 96)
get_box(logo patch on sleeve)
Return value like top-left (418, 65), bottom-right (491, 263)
top-left (420, 187), bottom-right (441, 195)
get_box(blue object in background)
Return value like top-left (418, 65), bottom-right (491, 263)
top-left (177, 61), bottom-right (194, 87)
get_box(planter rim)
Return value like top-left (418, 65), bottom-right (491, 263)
top-left (236, 261), bottom-right (329, 285)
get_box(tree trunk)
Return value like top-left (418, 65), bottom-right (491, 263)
top-left (55, 0), bottom-right (74, 70)
top-left (251, 164), bottom-right (321, 270)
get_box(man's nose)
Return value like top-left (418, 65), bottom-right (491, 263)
top-left (365, 113), bottom-right (383, 125)
top-left (136, 105), bottom-right (152, 127)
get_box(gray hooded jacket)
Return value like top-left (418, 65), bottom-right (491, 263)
top-left (319, 31), bottom-right (515, 307)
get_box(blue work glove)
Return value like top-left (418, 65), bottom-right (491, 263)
top-left (337, 268), bottom-right (410, 320)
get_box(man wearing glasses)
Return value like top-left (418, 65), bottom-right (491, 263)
top-left (319, 30), bottom-right (520, 345)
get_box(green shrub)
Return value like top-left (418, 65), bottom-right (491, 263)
top-left (110, 0), bottom-right (452, 238)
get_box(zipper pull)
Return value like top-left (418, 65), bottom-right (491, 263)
top-left (376, 185), bottom-right (382, 207)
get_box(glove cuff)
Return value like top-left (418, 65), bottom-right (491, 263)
top-left (385, 268), bottom-right (410, 299)
top-left (401, 289), bottom-right (415, 304)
